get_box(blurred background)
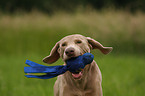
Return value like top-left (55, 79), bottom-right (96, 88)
top-left (0, 0), bottom-right (145, 96)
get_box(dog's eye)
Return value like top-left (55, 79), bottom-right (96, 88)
top-left (62, 43), bottom-right (67, 47)
top-left (76, 40), bottom-right (82, 44)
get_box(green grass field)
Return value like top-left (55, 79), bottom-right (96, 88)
top-left (0, 54), bottom-right (145, 96)
top-left (0, 10), bottom-right (145, 96)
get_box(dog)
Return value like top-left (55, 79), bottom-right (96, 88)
top-left (43, 34), bottom-right (113, 96)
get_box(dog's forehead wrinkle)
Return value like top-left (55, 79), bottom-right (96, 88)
top-left (60, 35), bottom-right (87, 44)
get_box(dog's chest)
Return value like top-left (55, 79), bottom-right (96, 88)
top-left (68, 82), bottom-right (94, 96)
top-left (71, 89), bottom-right (93, 96)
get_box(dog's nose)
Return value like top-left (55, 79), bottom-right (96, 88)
top-left (65, 47), bottom-right (75, 56)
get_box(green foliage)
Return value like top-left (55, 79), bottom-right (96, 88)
top-left (0, 0), bottom-right (145, 13)
top-left (0, 10), bottom-right (145, 56)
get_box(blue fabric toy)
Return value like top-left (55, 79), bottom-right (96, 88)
top-left (24, 53), bottom-right (94, 79)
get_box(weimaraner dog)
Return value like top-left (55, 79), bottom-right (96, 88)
top-left (43, 34), bottom-right (113, 96)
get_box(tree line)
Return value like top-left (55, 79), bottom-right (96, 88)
top-left (0, 0), bottom-right (145, 13)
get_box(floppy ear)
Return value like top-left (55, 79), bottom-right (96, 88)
top-left (43, 42), bottom-right (60, 64)
top-left (87, 37), bottom-right (113, 54)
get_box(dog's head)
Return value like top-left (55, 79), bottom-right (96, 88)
top-left (43, 34), bottom-right (112, 79)
top-left (43, 34), bottom-right (112, 63)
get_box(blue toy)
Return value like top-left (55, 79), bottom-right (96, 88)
top-left (24, 53), bottom-right (94, 79)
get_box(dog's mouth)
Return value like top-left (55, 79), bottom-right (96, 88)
top-left (72, 71), bottom-right (82, 79)
top-left (66, 53), bottom-right (84, 79)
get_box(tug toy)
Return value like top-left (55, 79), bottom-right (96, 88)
top-left (24, 53), bottom-right (94, 79)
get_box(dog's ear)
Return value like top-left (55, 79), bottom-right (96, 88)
top-left (43, 42), bottom-right (60, 64)
top-left (87, 37), bottom-right (113, 54)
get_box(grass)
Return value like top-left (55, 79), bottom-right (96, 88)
top-left (0, 10), bottom-right (145, 55)
top-left (0, 54), bottom-right (145, 96)
top-left (0, 10), bottom-right (145, 96)
top-left (99, 55), bottom-right (145, 96)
